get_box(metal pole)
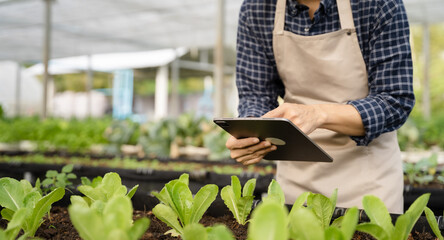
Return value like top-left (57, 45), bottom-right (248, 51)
top-left (213, 0), bottom-right (225, 117)
top-left (171, 51), bottom-right (180, 117)
top-left (15, 62), bottom-right (21, 116)
top-left (422, 23), bottom-right (431, 120)
top-left (42, 0), bottom-right (52, 119)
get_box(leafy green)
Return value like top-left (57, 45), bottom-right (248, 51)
top-left (424, 207), bottom-right (444, 240)
top-left (182, 223), bottom-right (235, 240)
top-left (41, 164), bottom-right (77, 194)
top-left (262, 179), bottom-right (285, 205)
top-left (151, 173), bottom-right (218, 236)
top-left (0, 177), bottom-right (65, 237)
top-left (69, 195), bottom-right (150, 240)
top-left (0, 208), bottom-right (28, 240)
top-left (306, 189), bottom-right (338, 229)
top-left (221, 175), bottom-right (256, 225)
top-left (356, 193), bottom-right (430, 240)
top-left (247, 200), bottom-right (289, 240)
top-left (77, 172), bottom-right (138, 204)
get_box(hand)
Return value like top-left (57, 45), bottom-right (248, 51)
top-left (225, 136), bottom-right (277, 166)
top-left (262, 103), bottom-right (327, 135)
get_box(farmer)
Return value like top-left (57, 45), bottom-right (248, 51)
top-left (226, 0), bottom-right (414, 214)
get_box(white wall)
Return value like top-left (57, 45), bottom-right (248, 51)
top-left (0, 61), bottom-right (43, 116)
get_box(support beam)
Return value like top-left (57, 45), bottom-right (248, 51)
top-left (86, 55), bottom-right (93, 117)
top-left (15, 62), bottom-right (21, 116)
top-left (422, 23), bottom-right (431, 120)
top-left (170, 57), bottom-right (180, 117)
top-left (154, 65), bottom-right (169, 120)
top-left (214, 0), bottom-right (225, 117)
top-left (42, 0), bottom-right (53, 119)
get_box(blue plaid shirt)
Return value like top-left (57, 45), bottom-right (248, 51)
top-left (236, 0), bottom-right (414, 146)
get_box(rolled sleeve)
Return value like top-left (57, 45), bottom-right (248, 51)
top-left (349, 0), bottom-right (414, 146)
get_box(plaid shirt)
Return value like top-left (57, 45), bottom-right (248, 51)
top-left (236, 0), bottom-right (414, 146)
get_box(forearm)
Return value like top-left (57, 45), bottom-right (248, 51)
top-left (317, 104), bottom-right (365, 137)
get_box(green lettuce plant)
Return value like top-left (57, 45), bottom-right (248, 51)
top-left (0, 177), bottom-right (65, 238)
top-left (424, 207), bottom-right (444, 240)
top-left (0, 208), bottom-right (28, 240)
top-left (182, 223), bottom-right (235, 240)
top-left (356, 193), bottom-right (430, 240)
top-left (220, 175), bottom-right (256, 225)
top-left (151, 173), bottom-right (219, 236)
top-left (77, 172), bottom-right (138, 205)
top-left (69, 195), bottom-right (150, 240)
top-left (248, 180), bottom-right (357, 240)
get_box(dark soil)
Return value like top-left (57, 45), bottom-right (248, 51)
top-left (0, 207), bottom-right (438, 240)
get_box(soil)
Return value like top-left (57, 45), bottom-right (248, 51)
top-left (0, 207), bottom-right (438, 240)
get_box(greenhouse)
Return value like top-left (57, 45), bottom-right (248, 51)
top-left (1, 0), bottom-right (444, 239)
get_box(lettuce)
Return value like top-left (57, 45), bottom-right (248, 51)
top-left (151, 173), bottom-right (218, 236)
top-left (356, 193), bottom-right (430, 240)
top-left (0, 177), bottom-right (65, 237)
top-left (221, 175), bottom-right (256, 225)
top-left (69, 195), bottom-right (149, 240)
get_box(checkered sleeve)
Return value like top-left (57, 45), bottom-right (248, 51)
top-left (236, 1), bottom-right (285, 117)
top-left (348, 0), bottom-right (414, 146)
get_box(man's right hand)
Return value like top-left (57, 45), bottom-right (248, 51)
top-left (225, 136), bottom-right (276, 166)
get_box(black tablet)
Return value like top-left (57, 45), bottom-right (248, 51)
top-left (213, 117), bottom-right (333, 162)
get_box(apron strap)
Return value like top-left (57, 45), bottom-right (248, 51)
top-left (336, 0), bottom-right (355, 30)
top-left (274, 0), bottom-right (355, 33)
top-left (273, 0), bottom-right (286, 34)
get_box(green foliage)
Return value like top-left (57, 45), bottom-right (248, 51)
top-left (138, 118), bottom-right (178, 158)
top-left (221, 176), bottom-right (256, 225)
top-left (151, 173), bottom-right (219, 236)
top-left (424, 207), bottom-right (444, 240)
top-left (68, 195), bottom-right (150, 240)
top-left (248, 200), bottom-right (289, 240)
top-left (0, 104), bottom-right (4, 119)
top-left (41, 164), bottom-right (77, 194)
top-left (77, 172), bottom-right (138, 205)
top-left (262, 179), bottom-right (285, 205)
top-left (0, 208), bottom-right (28, 240)
top-left (398, 112), bottom-right (444, 150)
top-left (0, 177), bottom-right (65, 237)
top-left (103, 120), bottom-right (139, 155)
top-left (356, 193), bottom-right (430, 240)
top-left (403, 153), bottom-right (438, 186)
top-left (182, 223), bottom-right (235, 240)
top-left (0, 117), bottom-right (111, 153)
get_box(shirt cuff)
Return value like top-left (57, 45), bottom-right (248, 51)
top-left (347, 99), bottom-right (386, 146)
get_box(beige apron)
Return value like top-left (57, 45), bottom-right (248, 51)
top-left (273, 0), bottom-right (403, 213)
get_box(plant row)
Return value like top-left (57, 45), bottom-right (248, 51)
top-left (0, 113), bottom-right (231, 160)
top-left (1, 170), bottom-right (444, 240)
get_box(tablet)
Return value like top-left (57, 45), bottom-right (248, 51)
top-left (213, 117), bottom-right (333, 162)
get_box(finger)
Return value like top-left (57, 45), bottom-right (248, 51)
top-left (262, 106), bottom-right (284, 118)
top-left (241, 157), bottom-right (262, 166)
top-left (231, 141), bottom-right (272, 159)
top-left (234, 144), bottom-right (277, 163)
top-left (226, 136), bottom-right (260, 150)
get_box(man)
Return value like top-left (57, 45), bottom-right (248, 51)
top-left (226, 0), bottom-right (414, 213)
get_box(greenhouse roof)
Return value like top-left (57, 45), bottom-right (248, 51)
top-left (0, 0), bottom-right (442, 63)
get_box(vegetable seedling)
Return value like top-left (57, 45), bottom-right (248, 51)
top-left (76, 172), bottom-right (138, 205)
top-left (151, 173), bottom-right (219, 236)
top-left (41, 164), bottom-right (77, 194)
top-left (221, 175), bottom-right (256, 225)
top-left (69, 195), bottom-right (150, 240)
top-left (0, 177), bottom-right (65, 238)
top-left (356, 193), bottom-right (430, 240)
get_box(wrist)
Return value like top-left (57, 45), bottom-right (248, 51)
top-left (314, 104), bottom-right (329, 128)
